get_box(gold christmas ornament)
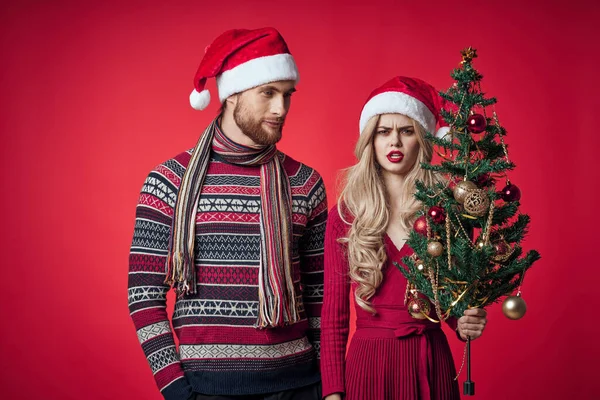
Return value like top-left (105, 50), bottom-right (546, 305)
top-left (453, 180), bottom-right (477, 204)
top-left (408, 298), bottom-right (431, 319)
top-left (502, 294), bottom-right (527, 320)
top-left (464, 189), bottom-right (490, 217)
top-left (427, 240), bottom-right (443, 257)
top-left (460, 47), bottom-right (478, 64)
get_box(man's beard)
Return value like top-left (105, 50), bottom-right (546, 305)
top-left (233, 101), bottom-right (284, 146)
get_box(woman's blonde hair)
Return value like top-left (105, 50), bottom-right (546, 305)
top-left (338, 114), bottom-right (442, 314)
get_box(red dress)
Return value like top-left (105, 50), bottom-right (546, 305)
top-left (321, 206), bottom-right (461, 400)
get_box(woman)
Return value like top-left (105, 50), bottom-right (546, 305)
top-left (320, 77), bottom-right (488, 400)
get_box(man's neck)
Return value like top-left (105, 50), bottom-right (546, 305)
top-left (220, 111), bottom-right (257, 147)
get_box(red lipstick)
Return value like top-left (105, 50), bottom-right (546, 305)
top-left (386, 150), bottom-right (404, 163)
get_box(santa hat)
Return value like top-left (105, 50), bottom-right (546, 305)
top-left (359, 76), bottom-right (452, 139)
top-left (189, 27), bottom-right (299, 110)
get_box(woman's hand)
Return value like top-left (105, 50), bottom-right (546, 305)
top-left (324, 394), bottom-right (343, 400)
top-left (457, 308), bottom-right (487, 341)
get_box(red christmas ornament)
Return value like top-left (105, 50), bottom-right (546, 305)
top-left (500, 183), bottom-right (521, 202)
top-left (493, 240), bottom-right (510, 256)
top-left (428, 206), bottom-right (446, 224)
top-left (413, 215), bottom-right (428, 236)
top-left (467, 113), bottom-right (487, 133)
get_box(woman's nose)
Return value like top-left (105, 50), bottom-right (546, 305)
top-left (390, 131), bottom-right (402, 147)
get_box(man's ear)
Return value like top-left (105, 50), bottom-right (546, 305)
top-left (225, 94), bottom-right (238, 109)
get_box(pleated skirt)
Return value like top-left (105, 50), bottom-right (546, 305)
top-left (345, 330), bottom-right (460, 400)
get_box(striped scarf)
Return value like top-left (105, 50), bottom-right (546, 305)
top-left (165, 118), bottom-right (299, 329)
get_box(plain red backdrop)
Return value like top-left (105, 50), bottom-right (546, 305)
top-left (1, 0), bottom-right (599, 399)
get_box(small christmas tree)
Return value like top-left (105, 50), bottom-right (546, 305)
top-left (398, 47), bottom-right (540, 319)
top-left (396, 48), bottom-right (541, 393)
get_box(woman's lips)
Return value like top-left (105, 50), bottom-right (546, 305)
top-left (387, 151), bottom-right (404, 163)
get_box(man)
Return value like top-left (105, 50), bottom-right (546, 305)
top-left (128, 28), bottom-right (327, 400)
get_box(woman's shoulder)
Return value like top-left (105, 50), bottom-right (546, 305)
top-left (327, 203), bottom-right (353, 233)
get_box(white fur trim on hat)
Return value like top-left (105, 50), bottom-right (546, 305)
top-left (189, 89), bottom-right (211, 110)
top-left (359, 92), bottom-right (437, 135)
top-left (216, 53), bottom-right (299, 102)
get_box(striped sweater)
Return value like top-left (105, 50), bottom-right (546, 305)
top-left (128, 148), bottom-right (327, 400)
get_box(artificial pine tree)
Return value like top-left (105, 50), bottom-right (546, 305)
top-left (396, 47), bottom-right (541, 395)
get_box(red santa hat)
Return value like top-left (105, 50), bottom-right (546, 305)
top-left (359, 76), bottom-right (452, 139)
top-left (189, 27), bottom-right (299, 110)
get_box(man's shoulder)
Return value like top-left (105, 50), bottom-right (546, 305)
top-left (280, 152), bottom-right (324, 189)
top-left (144, 148), bottom-right (194, 182)
top-left (158, 148), bottom-right (194, 170)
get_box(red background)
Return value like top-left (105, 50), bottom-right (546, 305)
top-left (1, 1), bottom-right (599, 399)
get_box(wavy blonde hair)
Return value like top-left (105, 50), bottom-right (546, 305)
top-left (338, 114), bottom-right (443, 314)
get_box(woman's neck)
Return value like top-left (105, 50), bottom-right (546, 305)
top-left (382, 170), bottom-right (411, 250)
top-left (382, 170), bottom-right (407, 217)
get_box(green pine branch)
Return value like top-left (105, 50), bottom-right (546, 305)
top-left (491, 202), bottom-right (519, 225)
top-left (497, 214), bottom-right (531, 243)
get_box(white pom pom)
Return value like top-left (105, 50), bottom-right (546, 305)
top-left (435, 126), bottom-right (451, 140)
top-left (190, 89), bottom-right (210, 110)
